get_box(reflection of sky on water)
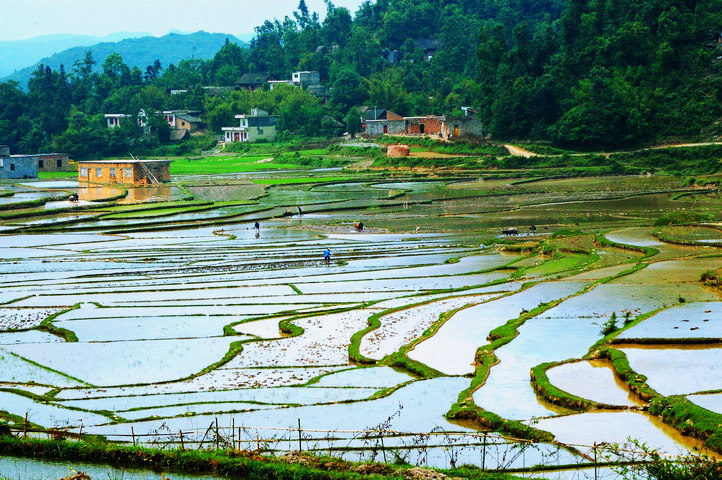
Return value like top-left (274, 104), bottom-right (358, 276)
top-left (546, 360), bottom-right (640, 407)
top-left (1, 179), bottom-right (720, 471)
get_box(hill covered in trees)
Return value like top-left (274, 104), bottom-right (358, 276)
top-left (0, 32), bottom-right (151, 79)
top-left (0, 0), bottom-right (720, 158)
top-left (0, 32), bottom-right (246, 88)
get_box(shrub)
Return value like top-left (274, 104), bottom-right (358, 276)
top-left (599, 312), bottom-right (619, 336)
top-left (654, 211), bottom-right (713, 227)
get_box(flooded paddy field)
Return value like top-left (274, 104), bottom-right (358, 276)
top-left (0, 173), bottom-right (720, 475)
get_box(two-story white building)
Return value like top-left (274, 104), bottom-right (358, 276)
top-left (222, 109), bottom-right (279, 143)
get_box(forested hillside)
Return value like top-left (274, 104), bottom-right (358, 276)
top-left (0, 32), bottom-right (149, 78)
top-left (1, 0), bottom-right (720, 158)
top-left (0, 32), bottom-right (246, 88)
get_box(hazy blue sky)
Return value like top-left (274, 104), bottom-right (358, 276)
top-left (0, 0), bottom-right (366, 41)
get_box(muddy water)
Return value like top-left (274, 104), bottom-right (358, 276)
top-left (545, 360), bottom-right (642, 407)
top-left (616, 346), bottom-right (721, 395)
top-left (531, 410), bottom-right (708, 455)
top-left (0, 177), bottom-right (721, 471)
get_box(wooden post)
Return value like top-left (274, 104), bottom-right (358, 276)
top-left (232, 418), bottom-right (235, 451)
top-left (198, 422), bottom-right (214, 450)
top-left (379, 430), bottom-right (387, 463)
top-left (297, 418), bottom-right (302, 452)
top-left (131, 426), bottom-right (136, 446)
top-left (215, 417), bottom-right (219, 450)
top-left (24, 413), bottom-right (28, 438)
top-left (593, 441), bottom-right (598, 480)
top-left (179, 431), bottom-right (185, 451)
top-left (482, 433), bottom-right (487, 470)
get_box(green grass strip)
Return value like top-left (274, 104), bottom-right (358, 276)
top-left (648, 395), bottom-right (722, 453)
top-left (0, 435), bottom-right (533, 480)
top-left (529, 360), bottom-right (628, 412)
top-left (594, 233), bottom-right (658, 259)
top-left (37, 304), bottom-right (80, 342)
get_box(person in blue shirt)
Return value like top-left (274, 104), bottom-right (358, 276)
top-left (323, 248), bottom-right (331, 265)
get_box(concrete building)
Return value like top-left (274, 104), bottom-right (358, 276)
top-left (0, 146), bottom-right (71, 179)
top-left (162, 110), bottom-right (203, 132)
top-left (0, 154), bottom-right (37, 179)
top-left (104, 114), bottom-right (132, 129)
top-left (292, 71), bottom-right (321, 87)
top-left (363, 110), bottom-right (405, 136)
top-left (222, 108), bottom-right (279, 143)
top-left (268, 80), bottom-right (294, 90)
top-left (443, 114), bottom-right (484, 140)
top-left (362, 108), bottom-right (484, 140)
top-left (77, 159), bottom-right (172, 185)
top-left (35, 153), bottom-right (71, 172)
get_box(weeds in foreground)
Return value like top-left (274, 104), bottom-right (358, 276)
top-left (607, 440), bottom-right (722, 480)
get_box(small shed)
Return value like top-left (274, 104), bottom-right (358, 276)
top-left (0, 155), bottom-right (37, 179)
top-left (35, 153), bottom-right (71, 172)
top-left (77, 159), bottom-right (172, 185)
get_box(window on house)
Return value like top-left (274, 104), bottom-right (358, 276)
top-left (10, 163), bottom-right (15, 171)
top-left (182, 121), bottom-right (186, 126)
top-left (57, 159), bottom-right (62, 168)
top-left (125, 168), bottom-right (131, 178)
top-left (38, 160), bottom-right (44, 168)
top-left (80, 167), bottom-right (88, 177)
top-left (109, 168), bottom-right (116, 177)
top-left (96, 168), bottom-right (102, 177)
top-left (419, 124), bottom-right (425, 134)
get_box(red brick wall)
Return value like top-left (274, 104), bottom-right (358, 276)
top-left (406, 116), bottom-right (444, 135)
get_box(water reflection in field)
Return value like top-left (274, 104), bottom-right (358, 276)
top-left (0, 175), bottom-right (720, 472)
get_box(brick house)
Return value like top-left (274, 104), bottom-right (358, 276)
top-left (222, 108), bottom-right (279, 143)
top-left (77, 159), bottom-right (172, 185)
top-left (404, 115), bottom-right (445, 136)
top-left (363, 109), bottom-right (405, 136)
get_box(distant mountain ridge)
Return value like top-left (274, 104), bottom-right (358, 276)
top-left (0, 32), bottom-right (149, 78)
top-left (1, 31), bottom-right (247, 87)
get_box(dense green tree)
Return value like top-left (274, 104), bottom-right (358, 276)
top-left (0, 81), bottom-right (27, 148)
top-left (330, 68), bottom-right (367, 111)
top-left (1, 0), bottom-right (720, 153)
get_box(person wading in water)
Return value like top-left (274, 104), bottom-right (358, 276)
top-left (323, 248), bottom-right (331, 265)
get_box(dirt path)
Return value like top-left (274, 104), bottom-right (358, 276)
top-left (504, 145), bottom-right (538, 157)
top-left (648, 142), bottom-right (722, 149)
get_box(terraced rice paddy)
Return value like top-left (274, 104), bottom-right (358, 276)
top-left (0, 171), bottom-right (720, 477)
